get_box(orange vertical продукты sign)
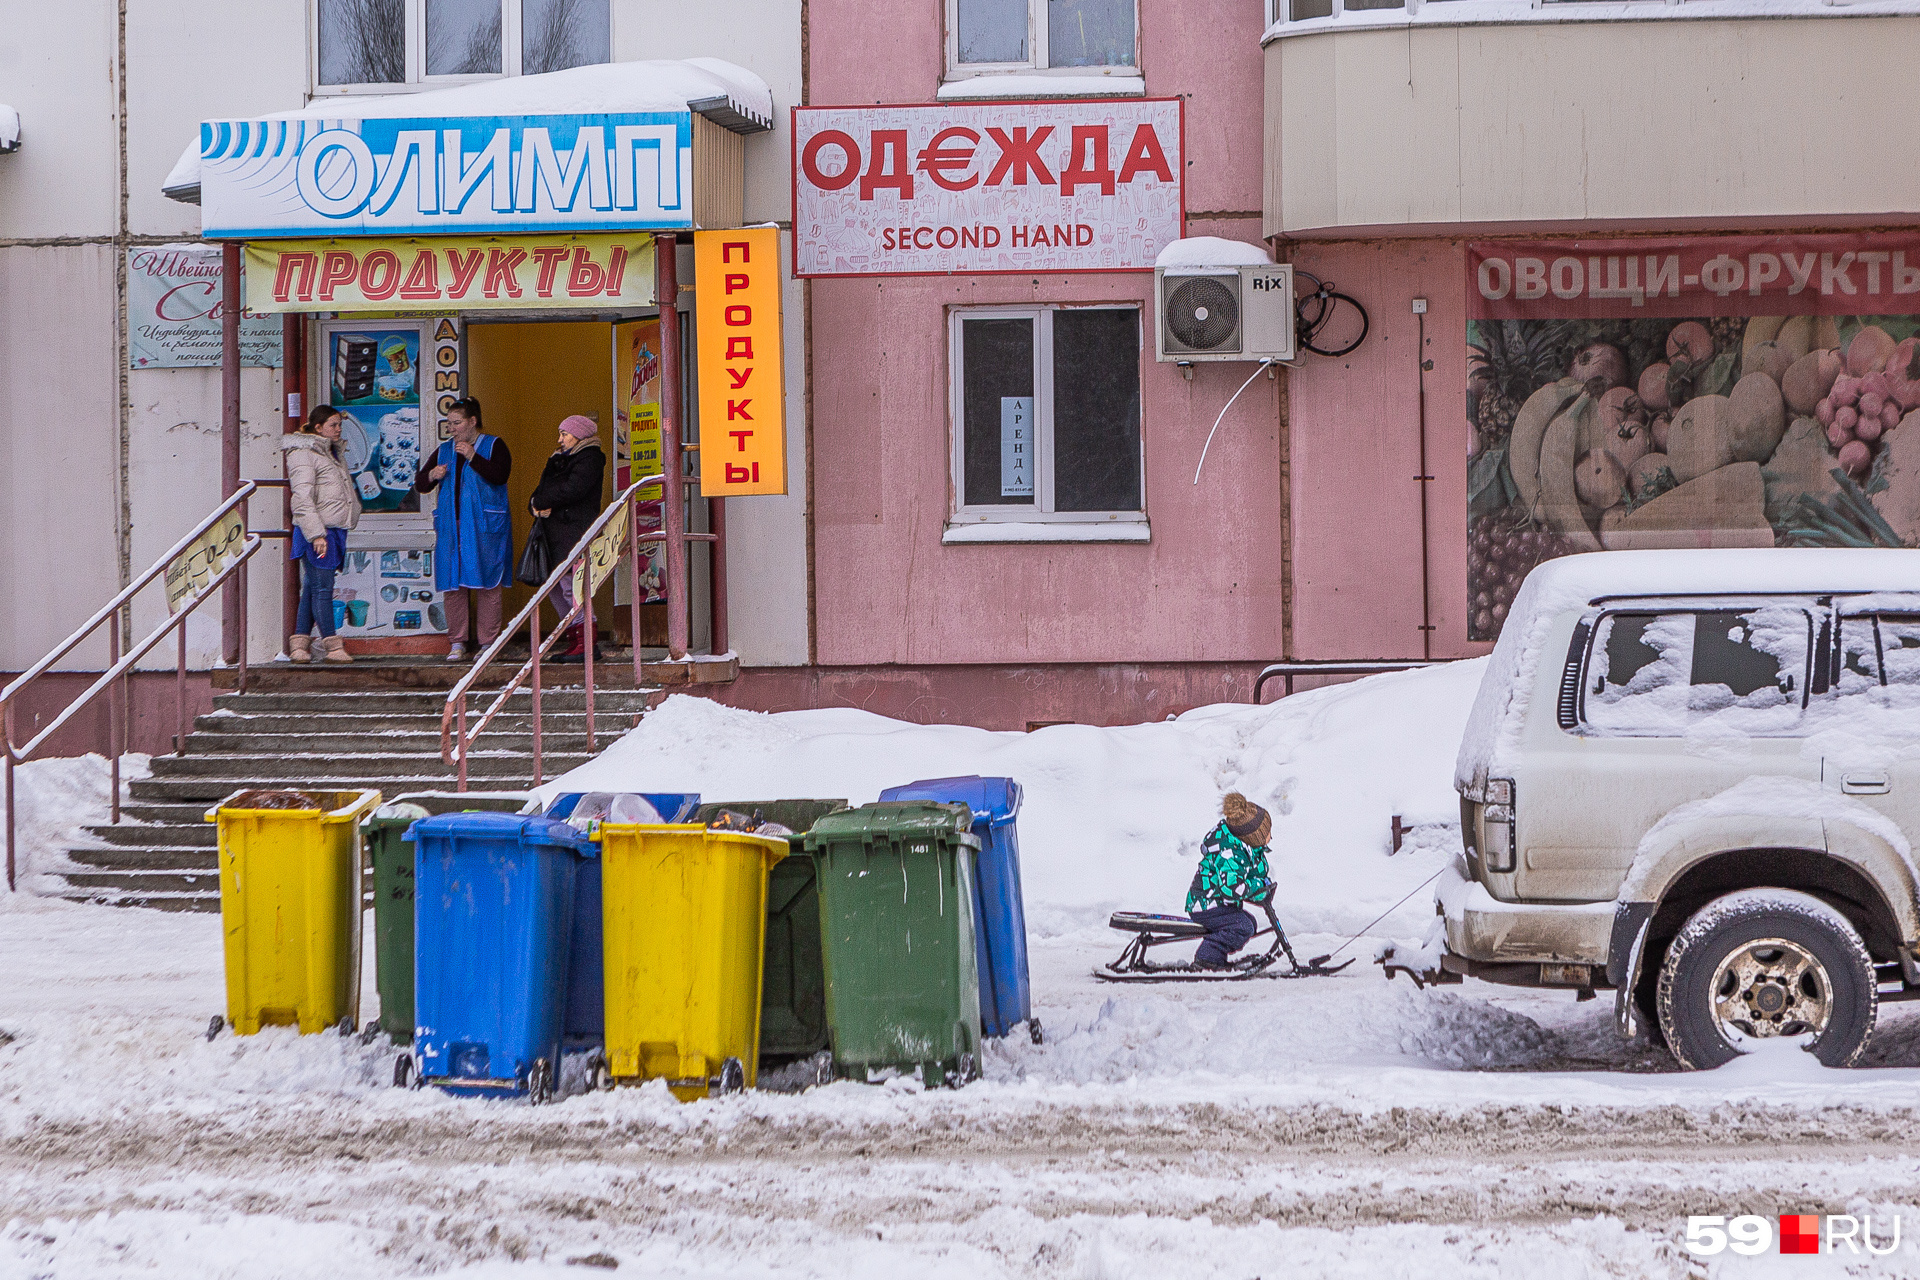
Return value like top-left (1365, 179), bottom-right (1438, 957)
top-left (694, 228), bottom-right (785, 496)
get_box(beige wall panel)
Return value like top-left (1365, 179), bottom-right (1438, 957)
top-left (0, 245), bottom-right (121, 671)
top-left (0, 0), bottom-right (117, 238)
top-left (1270, 16), bottom-right (1920, 234)
top-left (127, 0), bottom-right (308, 236)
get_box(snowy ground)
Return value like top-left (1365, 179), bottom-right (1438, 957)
top-left (8, 668), bottom-right (1920, 1277)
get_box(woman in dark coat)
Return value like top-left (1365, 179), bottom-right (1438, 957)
top-left (529, 414), bottom-right (607, 662)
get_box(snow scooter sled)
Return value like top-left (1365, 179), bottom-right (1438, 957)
top-left (1094, 888), bottom-right (1355, 983)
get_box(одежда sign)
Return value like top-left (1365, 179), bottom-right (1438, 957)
top-left (694, 227), bottom-right (786, 495)
top-left (198, 113), bottom-right (695, 239)
top-left (242, 235), bottom-right (656, 313)
top-left (792, 100), bottom-right (1184, 278)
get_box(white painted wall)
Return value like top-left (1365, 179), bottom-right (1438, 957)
top-left (127, 0), bottom-right (308, 238)
top-left (0, 245), bottom-right (121, 671)
top-left (1267, 14), bottom-right (1920, 235)
top-left (0, 0), bottom-right (117, 238)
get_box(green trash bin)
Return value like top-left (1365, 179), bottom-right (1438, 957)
top-left (692, 800), bottom-right (846, 1064)
top-left (805, 801), bottom-right (983, 1087)
top-left (363, 791), bottom-right (533, 1044)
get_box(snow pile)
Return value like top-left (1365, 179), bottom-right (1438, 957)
top-left (541, 661), bottom-right (1486, 937)
top-left (1153, 236), bottom-right (1273, 270)
top-left (0, 753), bottom-right (149, 891)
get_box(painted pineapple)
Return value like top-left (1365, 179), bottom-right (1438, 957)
top-left (1468, 320), bottom-right (1568, 449)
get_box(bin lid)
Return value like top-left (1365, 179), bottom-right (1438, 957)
top-left (878, 776), bottom-right (1021, 826)
top-left (404, 810), bottom-right (594, 854)
top-left (368, 791), bottom-right (532, 828)
top-left (804, 800), bottom-right (981, 853)
top-left (545, 791), bottom-right (700, 822)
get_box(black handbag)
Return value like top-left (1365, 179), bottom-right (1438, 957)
top-left (516, 516), bottom-right (553, 586)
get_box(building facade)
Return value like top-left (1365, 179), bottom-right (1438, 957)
top-left (1, 0), bottom-right (805, 755)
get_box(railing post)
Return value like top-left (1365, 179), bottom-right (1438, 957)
top-left (108, 622), bottom-right (121, 827)
top-left (531, 605), bottom-right (543, 788)
top-left (177, 626), bottom-right (188, 757)
top-left (220, 240), bottom-right (242, 665)
top-left (583, 571), bottom-right (596, 755)
top-left (708, 496), bottom-right (727, 656)
top-left (236, 541), bottom-right (250, 695)
top-left (629, 491), bottom-right (644, 688)
top-left (5, 708), bottom-right (16, 892)
top-left (457, 698), bottom-right (468, 793)
top-left (656, 233), bottom-right (689, 661)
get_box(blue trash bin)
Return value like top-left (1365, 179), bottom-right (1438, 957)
top-left (408, 812), bottom-right (597, 1100)
top-left (542, 793), bottom-right (700, 1050)
top-left (878, 776), bottom-right (1034, 1042)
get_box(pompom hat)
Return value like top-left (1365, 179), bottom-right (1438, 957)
top-left (1221, 792), bottom-right (1272, 847)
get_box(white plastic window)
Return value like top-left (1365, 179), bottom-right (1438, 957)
top-left (315, 0), bottom-right (610, 90)
top-left (949, 306), bottom-right (1144, 524)
top-left (1585, 608), bottom-right (1809, 736)
top-left (949, 0), bottom-right (1138, 76)
top-left (1832, 614), bottom-right (1920, 721)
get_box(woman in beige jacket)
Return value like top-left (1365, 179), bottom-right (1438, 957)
top-left (282, 404), bottom-right (362, 662)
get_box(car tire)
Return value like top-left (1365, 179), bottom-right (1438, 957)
top-left (1656, 889), bottom-right (1877, 1071)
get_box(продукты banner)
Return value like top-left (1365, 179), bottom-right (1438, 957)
top-left (1467, 232), bottom-right (1920, 641)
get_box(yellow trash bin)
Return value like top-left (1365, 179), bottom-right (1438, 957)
top-left (600, 824), bottom-right (788, 1100)
top-left (207, 788), bottom-right (383, 1036)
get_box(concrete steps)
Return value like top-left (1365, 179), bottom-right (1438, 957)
top-left (55, 681), bottom-right (658, 911)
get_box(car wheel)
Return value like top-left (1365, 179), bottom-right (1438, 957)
top-left (1656, 889), bottom-right (1876, 1070)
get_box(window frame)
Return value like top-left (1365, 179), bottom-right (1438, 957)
top-left (310, 0), bottom-right (613, 95)
top-left (946, 303), bottom-right (1147, 528)
top-left (943, 0), bottom-right (1144, 82)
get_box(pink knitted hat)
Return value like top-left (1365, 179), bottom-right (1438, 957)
top-left (559, 414), bottom-right (598, 442)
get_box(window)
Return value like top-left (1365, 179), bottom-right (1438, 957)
top-left (1582, 607), bottom-right (1810, 736)
top-left (315, 0), bottom-right (610, 91)
top-left (1832, 613), bottom-right (1920, 718)
top-left (949, 306), bottom-right (1144, 530)
top-left (948, 0), bottom-right (1138, 76)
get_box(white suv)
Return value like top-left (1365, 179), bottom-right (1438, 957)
top-left (1445, 548), bottom-right (1920, 1069)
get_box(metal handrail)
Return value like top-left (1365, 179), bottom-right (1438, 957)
top-left (1253, 659), bottom-right (1446, 704)
top-left (4, 481), bottom-right (265, 890)
top-left (440, 474), bottom-right (719, 790)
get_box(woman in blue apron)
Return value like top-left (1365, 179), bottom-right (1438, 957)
top-left (415, 396), bottom-right (512, 662)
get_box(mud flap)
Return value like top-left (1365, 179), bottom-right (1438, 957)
top-left (1613, 907), bottom-right (1653, 1040)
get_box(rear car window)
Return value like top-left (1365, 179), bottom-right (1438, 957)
top-left (1833, 613), bottom-right (1920, 716)
top-left (1584, 607), bottom-right (1810, 736)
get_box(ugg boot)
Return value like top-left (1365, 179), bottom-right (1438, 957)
top-left (321, 635), bottom-right (354, 663)
top-left (288, 634), bottom-right (312, 664)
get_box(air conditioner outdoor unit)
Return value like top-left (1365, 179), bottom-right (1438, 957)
top-left (1154, 263), bottom-right (1295, 363)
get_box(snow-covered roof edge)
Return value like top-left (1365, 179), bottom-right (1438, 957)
top-left (0, 105), bottom-right (19, 153)
top-left (1264, 0), bottom-right (1920, 46)
top-left (1454, 548), bottom-right (1920, 793)
top-left (163, 58), bottom-right (773, 207)
top-left (1154, 236), bottom-right (1272, 271)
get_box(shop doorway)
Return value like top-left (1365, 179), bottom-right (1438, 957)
top-left (466, 317), bottom-right (707, 652)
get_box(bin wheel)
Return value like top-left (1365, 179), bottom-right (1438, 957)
top-left (947, 1053), bottom-right (976, 1089)
top-left (591, 1060), bottom-right (615, 1093)
top-left (359, 1021), bottom-right (383, 1047)
top-left (711, 1057), bottom-right (746, 1097)
top-left (393, 1054), bottom-right (415, 1089)
top-left (335, 1015), bottom-right (355, 1037)
top-left (205, 1016), bottom-right (224, 1043)
top-left (1029, 1019), bottom-right (1044, 1046)
top-left (527, 1057), bottom-right (553, 1106)
top-left (810, 1052), bottom-right (834, 1089)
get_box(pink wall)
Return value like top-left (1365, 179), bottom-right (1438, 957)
top-left (807, 0), bottom-right (1276, 669)
top-left (1283, 237), bottom-right (1488, 661)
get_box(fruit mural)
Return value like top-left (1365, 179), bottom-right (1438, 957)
top-left (1466, 235), bottom-right (1920, 641)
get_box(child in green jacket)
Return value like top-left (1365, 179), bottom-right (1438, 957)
top-left (1185, 792), bottom-right (1276, 968)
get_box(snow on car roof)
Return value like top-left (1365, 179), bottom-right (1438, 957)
top-left (1456, 549), bottom-right (1920, 792)
top-left (162, 58), bottom-right (772, 204)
